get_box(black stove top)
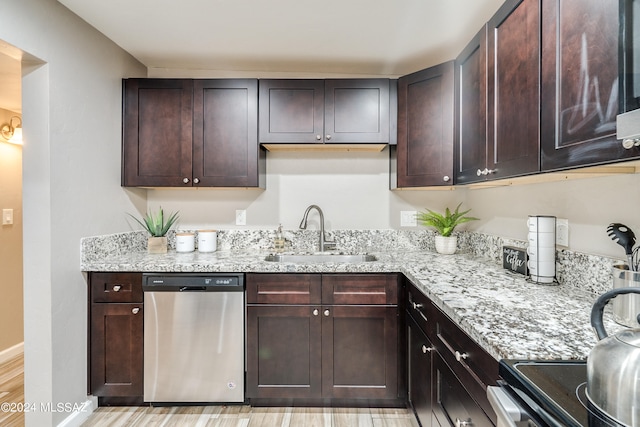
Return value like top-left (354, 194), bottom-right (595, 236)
top-left (500, 360), bottom-right (588, 426)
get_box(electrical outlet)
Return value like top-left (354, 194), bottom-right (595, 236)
top-left (400, 211), bottom-right (417, 227)
top-left (235, 209), bottom-right (246, 226)
top-left (556, 218), bottom-right (569, 247)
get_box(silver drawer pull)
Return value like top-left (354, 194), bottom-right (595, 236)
top-left (313, 309), bottom-right (319, 316)
top-left (455, 351), bottom-right (469, 362)
top-left (112, 285), bottom-right (121, 292)
top-left (412, 301), bottom-right (423, 309)
top-left (455, 418), bottom-right (472, 427)
top-left (131, 307), bottom-right (140, 315)
top-left (422, 345), bottom-right (434, 354)
top-left (324, 309), bottom-right (330, 317)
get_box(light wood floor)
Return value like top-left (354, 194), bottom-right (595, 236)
top-left (81, 405), bottom-right (415, 427)
top-left (0, 353), bottom-right (25, 427)
top-left (0, 354), bottom-right (414, 427)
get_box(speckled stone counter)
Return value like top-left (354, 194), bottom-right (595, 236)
top-left (81, 230), bottom-right (622, 363)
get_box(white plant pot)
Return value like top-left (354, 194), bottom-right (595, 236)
top-left (435, 235), bottom-right (457, 255)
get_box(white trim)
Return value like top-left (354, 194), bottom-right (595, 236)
top-left (0, 342), bottom-right (23, 364)
top-left (55, 398), bottom-right (97, 427)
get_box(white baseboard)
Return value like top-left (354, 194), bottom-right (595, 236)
top-left (56, 398), bottom-right (97, 427)
top-left (0, 342), bottom-right (23, 364)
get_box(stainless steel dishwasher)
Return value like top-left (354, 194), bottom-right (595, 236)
top-left (142, 273), bottom-right (245, 403)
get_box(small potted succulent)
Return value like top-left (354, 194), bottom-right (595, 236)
top-left (416, 203), bottom-right (478, 254)
top-left (129, 207), bottom-right (180, 254)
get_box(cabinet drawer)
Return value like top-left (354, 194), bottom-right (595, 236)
top-left (246, 273), bottom-right (321, 304)
top-left (432, 352), bottom-right (494, 427)
top-left (322, 274), bottom-right (398, 305)
top-left (405, 282), bottom-right (433, 334)
top-left (90, 272), bottom-right (143, 303)
top-left (434, 308), bottom-right (498, 389)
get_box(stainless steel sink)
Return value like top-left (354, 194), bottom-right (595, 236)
top-left (264, 253), bottom-right (377, 263)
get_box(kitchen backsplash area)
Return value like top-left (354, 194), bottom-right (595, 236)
top-left (81, 229), bottom-right (617, 296)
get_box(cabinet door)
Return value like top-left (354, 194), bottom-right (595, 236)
top-left (407, 313), bottom-right (434, 427)
top-left (90, 303), bottom-right (143, 397)
top-left (540, 0), bottom-right (624, 170)
top-left (193, 79), bottom-right (264, 187)
top-left (487, 0), bottom-right (540, 178)
top-left (455, 26), bottom-right (488, 184)
top-left (397, 62), bottom-right (454, 187)
top-left (258, 79), bottom-right (324, 143)
top-left (246, 305), bottom-right (322, 399)
top-left (324, 79), bottom-right (391, 143)
top-left (431, 352), bottom-right (493, 427)
top-left (122, 79), bottom-right (193, 186)
top-left (322, 305), bottom-right (398, 399)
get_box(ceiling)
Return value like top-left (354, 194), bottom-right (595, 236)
top-left (57, 0), bottom-right (505, 76)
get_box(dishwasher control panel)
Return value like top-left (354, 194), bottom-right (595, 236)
top-left (142, 273), bottom-right (244, 292)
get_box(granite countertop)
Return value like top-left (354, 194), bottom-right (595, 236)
top-left (82, 247), bottom-right (612, 362)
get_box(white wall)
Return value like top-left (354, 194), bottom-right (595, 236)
top-left (146, 150), bottom-right (465, 231)
top-left (2, 0), bottom-right (146, 425)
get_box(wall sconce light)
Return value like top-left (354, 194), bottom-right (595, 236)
top-left (1, 116), bottom-right (22, 145)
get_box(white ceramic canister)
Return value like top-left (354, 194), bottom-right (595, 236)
top-left (198, 230), bottom-right (217, 252)
top-left (176, 232), bottom-right (195, 253)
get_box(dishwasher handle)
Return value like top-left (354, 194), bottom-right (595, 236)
top-left (179, 286), bottom-right (207, 292)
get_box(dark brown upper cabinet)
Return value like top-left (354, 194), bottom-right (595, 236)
top-left (454, 26), bottom-right (488, 185)
top-left (487, 0), bottom-right (541, 179)
top-left (259, 79), bottom-right (392, 144)
top-left (540, 0), bottom-right (631, 170)
top-left (456, 0), bottom-right (540, 185)
top-left (122, 78), bottom-right (265, 188)
top-left (395, 62), bottom-right (455, 188)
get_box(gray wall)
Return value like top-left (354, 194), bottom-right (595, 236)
top-left (1, 0), bottom-right (146, 425)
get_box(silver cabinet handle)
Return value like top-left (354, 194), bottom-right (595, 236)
top-left (623, 138), bottom-right (640, 149)
top-left (313, 309), bottom-right (319, 316)
top-left (455, 351), bottom-right (469, 362)
top-left (422, 345), bottom-right (434, 354)
top-left (112, 285), bottom-right (121, 292)
top-left (316, 135), bottom-right (322, 141)
top-left (477, 168), bottom-right (496, 176)
top-left (183, 177), bottom-right (190, 184)
top-left (326, 135), bottom-right (332, 140)
top-left (443, 175), bottom-right (450, 182)
top-left (412, 301), bottom-right (423, 309)
top-left (455, 418), bottom-right (472, 427)
top-left (131, 307), bottom-right (140, 315)
top-left (193, 178), bottom-right (200, 184)
top-left (324, 309), bottom-right (330, 317)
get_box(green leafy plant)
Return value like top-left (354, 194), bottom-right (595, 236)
top-left (416, 203), bottom-right (479, 237)
top-left (128, 207), bottom-right (179, 237)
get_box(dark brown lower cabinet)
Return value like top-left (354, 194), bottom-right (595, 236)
top-left (90, 303), bottom-right (143, 397)
top-left (246, 305), bottom-right (322, 399)
top-left (88, 272), bottom-right (143, 404)
top-left (405, 279), bottom-right (497, 427)
top-left (246, 273), bottom-right (401, 405)
top-left (407, 312), bottom-right (434, 425)
top-left (432, 352), bottom-right (493, 427)
top-left (323, 305), bottom-right (398, 400)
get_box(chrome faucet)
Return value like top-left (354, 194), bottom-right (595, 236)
top-left (298, 205), bottom-right (336, 252)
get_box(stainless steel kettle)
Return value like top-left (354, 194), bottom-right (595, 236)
top-left (589, 287), bottom-right (640, 427)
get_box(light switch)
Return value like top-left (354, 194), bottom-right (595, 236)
top-left (2, 209), bottom-right (13, 225)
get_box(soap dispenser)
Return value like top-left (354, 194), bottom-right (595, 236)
top-left (274, 224), bottom-right (285, 252)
